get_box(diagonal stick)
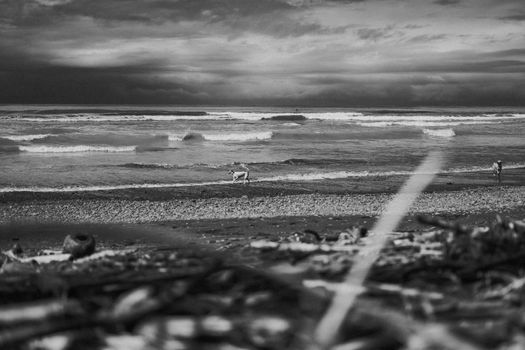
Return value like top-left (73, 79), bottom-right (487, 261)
top-left (313, 151), bottom-right (445, 349)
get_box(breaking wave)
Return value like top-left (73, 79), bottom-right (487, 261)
top-left (118, 162), bottom-right (221, 170)
top-left (205, 131), bottom-right (273, 141)
top-left (120, 163), bottom-right (178, 169)
top-left (2, 134), bottom-right (55, 141)
top-left (116, 158), bottom-right (367, 170)
top-left (4, 111), bottom-right (525, 124)
top-left (447, 162), bottom-right (525, 174)
top-left (358, 121), bottom-right (494, 128)
top-left (32, 133), bottom-right (168, 146)
top-left (171, 131), bottom-right (274, 142)
top-left (19, 145), bottom-right (137, 153)
top-left (422, 128), bottom-right (456, 138)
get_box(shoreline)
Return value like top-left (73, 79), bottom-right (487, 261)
top-left (0, 167), bottom-right (523, 203)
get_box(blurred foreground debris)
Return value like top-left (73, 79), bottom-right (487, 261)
top-left (2, 215), bottom-right (525, 349)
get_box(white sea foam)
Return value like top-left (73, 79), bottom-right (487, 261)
top-left (0, 181), bottom-right (234, 193)
top-left (261, 170), bottom-right (414, 182)
top-left (204, 131), bottom-right (273, 141)
top-left (2, 134), bottom-right (53, 141)
top-left (13, 115), bottom-right (213, 123)
top-left (352, 114), bottom-right (525, 122)
top-left (3, 112), bottom-right (365, 122)
top-left (169, 131), bottom-right (273, 142)
top-left (5, 112), bottom-right (525, 123)
top-left (0, 170), bottom-right (416, 193)
top-left (19, 145), bottom-right (136, 153)
top-left (422, 128), bottom-right (456, 138)
top-left (357, 120), bottom-right (494, 127)
top-left (168, 134), bottom-right (183, 141)
top-left (447, 162), bottom-right (525, 174)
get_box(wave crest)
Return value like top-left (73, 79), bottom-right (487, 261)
top-left (2, 134), bottom-right (54, 141)
top-left (173, 131), bottom-right (273, 142)
top-left (19, 145), bottom-right (136, 153)
top-left (422, 128), bottom-right (456, 138)
top-left (121, 163), bottom-right (177, 169)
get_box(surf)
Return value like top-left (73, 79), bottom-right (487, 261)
top-left (3, 162), bottom-right (525, 193)
top-left (19, 145), bottom-right (137, 153)
top-left (2, 134), bottom-right (55, 141)
top-left (422, 128), bottom-right (456, 138)
top-left (172, 131), bottom-right (274, 142)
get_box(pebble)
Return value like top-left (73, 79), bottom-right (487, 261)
top-left (1, 187), bottom-right (524, 224)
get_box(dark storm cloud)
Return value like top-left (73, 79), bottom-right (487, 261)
top-left (375, 59), bottom-right (525, 74)
top-left (0, 0), bottom-right (345, 38)
top-left (406, 34), bottom-right (448, 43)
top-left (0, 0), bottom-right (524, 106)
top-left (0, 54), bottom-right (213, 105)
top-left (500, 14), bottom-right (525, 21)
top-left (356, 26), bottom-right (396, 41)
top-left (433, 0), bottom-right (460, 6)
top-left (6, 0), bottom-right (294, 25)
top-left (484, 49), bottom-right (525, 58)
top-left (293, 74), bottom-right (525, 107)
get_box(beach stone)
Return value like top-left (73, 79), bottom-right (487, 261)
top-left (11, 243), bottom-right (23, 255)
top-left (62, 233), bottom-right (96, 259)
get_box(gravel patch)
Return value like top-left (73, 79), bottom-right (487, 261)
top-left (1, 186), bottom-right (524, 224)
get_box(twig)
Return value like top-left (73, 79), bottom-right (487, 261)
top-left (313, 151), bottom-right (445, 349)
top-left (303, 279), bottom-right (444, 301)
top-left (250, 240), bottom-right (359, 253)
top-left (0, 299), bottom-right (81, 325)
top-left (0, 264), bottom-right (220, 347)
top-left (344, 300), bottom-right (486, 350)
top-left (482, 276), bottom-right (525, 299)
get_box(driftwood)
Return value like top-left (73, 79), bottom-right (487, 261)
top-left (2, 211), bottom-right (525, 349)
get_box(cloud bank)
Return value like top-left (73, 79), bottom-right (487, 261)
top-left (0, 0), bottom-right (524, 106)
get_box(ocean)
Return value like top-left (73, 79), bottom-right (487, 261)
top-left (1, 105), bottom-right (524, 193)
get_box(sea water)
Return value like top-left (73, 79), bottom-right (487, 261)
top-left (1, 105), bottom-right (524, 192)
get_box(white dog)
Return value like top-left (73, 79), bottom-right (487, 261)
top-left (229, 164), bottom-right (250, 184)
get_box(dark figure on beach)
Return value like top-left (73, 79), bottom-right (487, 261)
top-left (492, 160), bottom-right (502, 183)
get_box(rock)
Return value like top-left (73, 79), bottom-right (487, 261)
top-left (62, 233), bottom-right (96, 259)
top-left (11, 243), bottom-right (23, 255)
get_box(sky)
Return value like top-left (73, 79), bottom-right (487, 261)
top-left (0, 0), bottom-right (524, 106)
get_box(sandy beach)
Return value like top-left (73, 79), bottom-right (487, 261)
top-left (1, 169), bottom-right (524, 253)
